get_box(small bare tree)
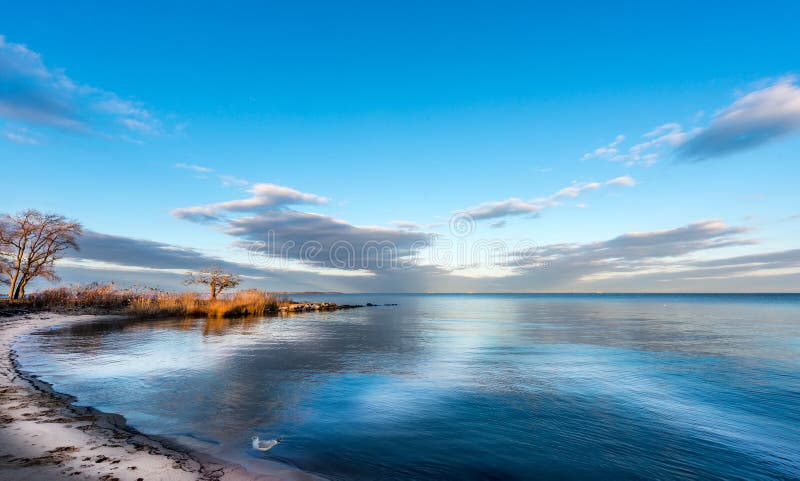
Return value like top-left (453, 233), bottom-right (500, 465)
top-left (0, 210), bottom-right (83, 299)
top-left (185, 267), bottom-right (241, 299)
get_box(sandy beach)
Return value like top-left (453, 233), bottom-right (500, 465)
top-left (0, 312), bottom-right (320, 481)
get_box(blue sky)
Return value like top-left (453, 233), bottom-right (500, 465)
top-left (2, 1), bottom-right (799, 292)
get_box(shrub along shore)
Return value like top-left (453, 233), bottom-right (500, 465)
top-left (1, 282), bottom-right (364, 318)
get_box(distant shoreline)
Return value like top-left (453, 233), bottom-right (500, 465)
top-left (271, 292), bottom-right (343, 295)
top-left (3, 292), bottom-right (798, 319)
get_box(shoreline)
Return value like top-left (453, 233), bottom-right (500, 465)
top-left (0, 312), bottom-right (323, 481)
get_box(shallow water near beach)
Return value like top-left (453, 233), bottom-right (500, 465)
top-left (13, 294), bottom-right (800, 480)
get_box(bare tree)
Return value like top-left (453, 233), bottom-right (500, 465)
top-left (0, 210), bottom-right (83, 299)
top-left (185, 267), bottom-right (241, 299)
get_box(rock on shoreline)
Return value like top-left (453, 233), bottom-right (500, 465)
top-left (277, 302), bottom-right (398, 313)
top-left (277, 302), bottom-right (362, 313)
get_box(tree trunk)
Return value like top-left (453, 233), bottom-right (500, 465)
top-left (8, 271), bottom-right (18, 299)
top-left (9, 235), bottom-right (26, 300)
top-left (210, 284), bottom-right (218, 299)
top-left (15, 278), bottom-right (28, 299)
top-left (11, 271), bottom-right (30, 300)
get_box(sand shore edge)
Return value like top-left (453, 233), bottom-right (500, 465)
top-left (0, 312), bottom-right (319, 481)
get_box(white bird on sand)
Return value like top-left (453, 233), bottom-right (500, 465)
top-left (252, 436), bottom-right (280, 452)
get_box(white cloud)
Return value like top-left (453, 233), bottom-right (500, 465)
top-left (507, 220), bottom-right (760, 285)
top-left (582, 124), bottom-right (686, 167)
top-left (391, 220), bottom-right (424, 230)
top-left (606, 176), bottom-right (636, 187)
top-left (461, 197), bottom-right (544, 220)
top-left (120, 117), bottom-right (156, 134)
top-left (172, 182), bottom-right (328, 220)
top-left (172, 183), bottom-right (429, 271)
top-left (4, 131), bottom-right (38, 144)
top-left (214, 183), bottom-right (329, 212)
top-left (551, 181), bottom-right (601, 199)
top-left (175, 162), bottom-right (213, 173)
top-left (66, 231), bottom-right (259, 274)
top-left (678, 76), bottom-right (800, 160)
top-left (56, 219), bottom-right (800, 293)
top-left (581, 134), bottom-right (624, 160)
top-left (175, 165), bottom-right (251, 189)
top-left (220, 175), bottom-right (249, 187)
top-left (460, 176), bottom-right (635, 221)
top-left (585, 76), bottom-right (800, 165)
top-left (622, 123), bottom-right (688, 166)
top-left (0, 35), bottom-right (161, 139)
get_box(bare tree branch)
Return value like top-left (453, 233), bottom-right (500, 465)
top-left (184, 267), bottom-right (241, 299)
top-left (0, 210), bottom-right (82, 299)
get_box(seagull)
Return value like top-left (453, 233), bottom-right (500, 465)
top-left (252, 436), bottom-right (280, 452)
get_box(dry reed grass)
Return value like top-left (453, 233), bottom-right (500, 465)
top-left (25, 282), bottom-right (291, 318)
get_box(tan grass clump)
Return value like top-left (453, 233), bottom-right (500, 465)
top-left (26, 283), bottom-right (291, 319)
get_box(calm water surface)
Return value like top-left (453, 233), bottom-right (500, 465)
top-left (14, 294), bottom-right (800, 480)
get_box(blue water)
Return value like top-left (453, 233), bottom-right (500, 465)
top-left (14, 294), bottom-right (800, 480)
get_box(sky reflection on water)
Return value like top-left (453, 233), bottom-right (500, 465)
top-left (15, 294), bottom-right (800, 480)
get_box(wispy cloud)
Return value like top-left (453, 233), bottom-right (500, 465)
top-left (596, 220), bottom-right (751, 258)
top-left (462, 197), bottom-right (545, 220)
top-left (606, 175), bottom-right (636, 187)
top-left (514, 220), bottom-right (751, 266)
top-left (172, 183), bottom-right (429, 270)
top-left (226, 211), bottom-right (430, 270)
top-left (506, 220), bottom-right (762, 285)
top-left (175, 162), bottom-right (213, 173)
top-left (582, 125), bottom-right (686, 167)
top-left (428, 219), bottom-right (771, 288)
top-left (56, 230), bottom-right (392, 292)
top-left (53, 221), bottom-right (795, 293)
top-left (581, 134), bottom-right (624, 161)
top-left (459, 176), bottom-right (635, 221)
top-left (174, 164), bottom-right (251, 188)
top-left (391, 220), bottom-right (424, 230)
top-left (67, 231), bottom-right (249, 273)
top-left (55, 218), bottom-right (800, 293)
top-left (583, 76), bottom-right (800, 165)
top-left (0, 34), bottom-right (160, 139)
top-left (678, 76), bottom-right (800, 161)
top-left (172, 183), bottom-right (330, 223)
top-left (4, 130), bottom-right (38, 144)
top-left (220, 175), bottom-right (249, 187)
